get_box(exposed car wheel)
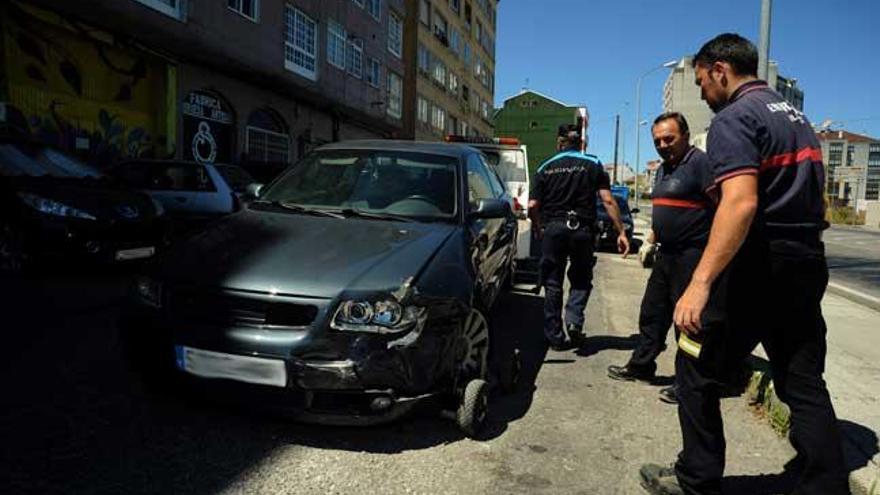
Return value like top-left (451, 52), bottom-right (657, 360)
top-left (0, 222), bottom-right (26, 274)
top-left (457, 378), bottom-right (489, 438)
top-left (498, 348), bottom-right (521, 394)
top-left (461, 308), bottom-right (490, 380)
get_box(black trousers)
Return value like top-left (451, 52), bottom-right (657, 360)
top-left (675, 239), bottom-right (849, 495)
top-left (627, 247), bottom-right (703, 374)
top-left (540, 222), bottom-right (595, 344)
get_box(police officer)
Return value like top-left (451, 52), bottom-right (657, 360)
top-left (607, 112), bottom-right (714, 408)
top-left (528, 125), bottom-right (630, 351)
top-left (640, 34), bottom-right (848, 495)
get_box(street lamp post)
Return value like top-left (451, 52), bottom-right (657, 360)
top-left (634, 60), bottom-right (678, 212)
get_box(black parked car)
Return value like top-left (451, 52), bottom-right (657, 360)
top-left (0, 138), bottom-right (167, 273)
top-left (594, 194), bottom-right (637, 252)
top-left (121, 140), bottom-right (520, 436)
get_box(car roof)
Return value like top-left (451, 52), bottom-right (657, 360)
top-left (316, 140), bottom-right (476, 160)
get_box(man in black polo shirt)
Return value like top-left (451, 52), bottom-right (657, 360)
top-left (607, 113), bottom-right (714, 407)
top-left (529, 125), bottom-right (630, 351)
top-left (640, 34), bottom-right (848, 495)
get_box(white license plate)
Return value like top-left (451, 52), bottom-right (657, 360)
top-left (115, 246), bottom-right (155, 260)
top-left (175, 346), bottom-right (287, 387)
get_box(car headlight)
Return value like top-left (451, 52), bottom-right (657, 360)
top-left (18, 192), bottom-right (96, 220)
top-left (331, 299), bottom-right (425, 334)
top-left (134, 276), bottom-right (162, 308)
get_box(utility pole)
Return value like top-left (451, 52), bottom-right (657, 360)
top-left (612, 114), bottom-right (620, 184)
top-left (758, 0), bottom-right (772, 80)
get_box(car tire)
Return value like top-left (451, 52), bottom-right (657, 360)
top-left (457, 378), bottom-right (489, 438)
top-left (460, 308), bottom-right (491, 381)
top-left (0, 221), bottom-right (27, 274)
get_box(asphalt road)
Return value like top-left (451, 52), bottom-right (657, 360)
top-left (0, 257), bottom-right (803, 495)
top-left (823, 226), bottom-right (880, 301)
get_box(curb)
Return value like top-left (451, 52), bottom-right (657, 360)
top-left (745, 363), bottom-right (880, 495)
top-left (827, 282), bottom-right (880, 313)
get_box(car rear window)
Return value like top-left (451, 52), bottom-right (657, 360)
top-left (482, 149), bottom-right (527, 183)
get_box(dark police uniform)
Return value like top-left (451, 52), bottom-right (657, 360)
top-left (531, 149), bottom-right (610, 346)
top-left (625, 147), bottom-right (714, 376)
top-left (675, 81), bottom-right (848, 495)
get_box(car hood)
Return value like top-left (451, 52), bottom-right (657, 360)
top-left (15, 176), bottom-right (158, 221)
top-left (157, 209), bottom-right (458, 298)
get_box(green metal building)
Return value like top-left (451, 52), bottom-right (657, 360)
top-left (493, 90), bottom-right (588, 176)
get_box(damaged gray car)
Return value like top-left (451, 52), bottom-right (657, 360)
top-left (120, 140), bottom-right (521, 437)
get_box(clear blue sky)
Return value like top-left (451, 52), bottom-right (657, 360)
top-left (494, 0), bottom-right (880, 168)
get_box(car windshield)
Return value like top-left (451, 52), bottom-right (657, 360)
top-left (261, 150), bottom-right (459, 220)
top-left (0, 143), bottom-right (103, 179)
top-left (482, 149), bottom-right (527, 182)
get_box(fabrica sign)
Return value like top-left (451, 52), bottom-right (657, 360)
top-left (182, 90), bottom-right (233, 164)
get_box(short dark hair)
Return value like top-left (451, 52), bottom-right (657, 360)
top-left (652, 112), bottom-right (690, 135)
top-left (557, 123), bottom-right (581, 148)
top-left (692, 33), bottom-right (758, 77)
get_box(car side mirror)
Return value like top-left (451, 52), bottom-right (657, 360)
top-left (469, 198), bottom-right (511, 219)
top-left (245, 183), bottom-right (263, 199)
top-left (630, 208), bottom-right (640, 214)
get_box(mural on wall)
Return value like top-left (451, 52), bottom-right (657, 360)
top-left (182, 90), bottom-right (234, 164)
top-left (0, 1), bottom-right (172, 166)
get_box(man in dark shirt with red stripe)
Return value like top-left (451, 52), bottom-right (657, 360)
top-left (640, 34), bottom-right (848, 495)
top-left (608, 113), bottom-right (714, 406)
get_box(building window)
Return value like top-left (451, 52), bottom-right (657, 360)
top-left (869, 144), bottom-right (880, 166)
top-left (529, 121), bottom-right (539, 129)
top-left (135, 0), bottom-right (182, 19)
top-left (418, 44), bottom-right (430, 74)
top-left (419, 0), bottom-right (431, 26)
top-left (463, 42), bottom-right (471, 65)
top-left (434, 12), bottom-right (448, 45)
top-left (464, 2), bottom-right (472, 29)
top-left (846, 145), bottom-right (855, 167)
top-left (387, 72), bottom-right (402, 118)
top-left (388, 12), bottom-right (403, 58)
top-left (432, 105), bottom-right (447, 131)
top-left (228, 0), bottom-right (258, 21)
top-left (327, 20), bottom-right (347, 69)
top-left (366, 57), bottom-right (381, 88)
top-left (448, 115), bottom-right (458, 135)
top-left (246, 109), bottom-right (290, 166)
top-left (459, 120), bottom-right (469, 137)
top-left (432, 58), bottom-right (447, 86)
top-left (450, 28), bottom-right (461, 55)
top-left (481, 100), bottom-right (489, 120)
top-left (828, 142), bottom-right (843, 166)
top-left (462, 84), bottom-right (470, 103)
top-left (448, 71), bottom-right (459, 95)
top-left (475, 20), bottom-right (482, 43)
top-left (417, 97), bottom-right (429, 123)
top-left (284, 5), bottom-right (317, 81)
top-left (367, 0), bottom-right (381, 20)
top-left (450, 0), bottom-right (460, 13)
top-left (346, 39), bottom-right (363, 78)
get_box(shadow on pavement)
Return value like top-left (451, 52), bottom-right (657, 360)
top-left (0, 280), bottom-right (549, 494)
top-left (575, 333), bottom-right (640, 358)
top-left (721, 420), bottom-right (878, 494)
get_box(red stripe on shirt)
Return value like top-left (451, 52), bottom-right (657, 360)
top-left (653, 198), bottom-right (707, 209)
top-left (715, 168), bottom-right (759, 185)
top-left (760, 147), bottom-right (822, 172)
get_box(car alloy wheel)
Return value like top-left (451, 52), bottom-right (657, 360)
top-left (461, 308), bottom-right (490, 380)
top-left (0, 223), bottom-right (25, 274)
